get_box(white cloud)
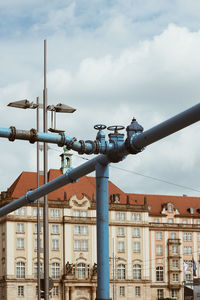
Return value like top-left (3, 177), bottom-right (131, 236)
top-left (1, 1), bottom-right (200, 197)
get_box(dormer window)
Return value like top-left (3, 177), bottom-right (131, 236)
top-left (188, 208), bottom-right (194, 214)
top-left (168, 204), bottom-right (173, 213)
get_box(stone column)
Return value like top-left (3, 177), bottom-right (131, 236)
top-left (91, 286), bottom-right (96, 300)
top-left (70, 286), bottom-right (75, 300)
top-left (65, 286), bottom-right (70, 300)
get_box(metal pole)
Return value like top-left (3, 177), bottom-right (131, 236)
top-left (43, 39), bottom-right (49, 300)
top-left (95, 162), bottom-right (111, 300)
top-left (36, 97), bottom-right (41, 300)
top-left (112, 238), bottom-right (115, 300)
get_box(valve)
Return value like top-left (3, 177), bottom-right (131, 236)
top-left (126, 117), bottom-right (144, 154)
top-left (107, 125), bottom-right (125, 143)
top-left (94, 124), bottom-right (107, 142)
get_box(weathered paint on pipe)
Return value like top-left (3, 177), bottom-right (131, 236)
top-left (96, 162), bottom-right (110, 300)
top-left (0, 154), bottom-right (109, 217)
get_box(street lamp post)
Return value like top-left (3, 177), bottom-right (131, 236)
top-left (7, 98), bottom-right (42, 300)
top-left (7, 97), bottom-right (76, 300)
top-left (47, 103), bottom-right (76, 133)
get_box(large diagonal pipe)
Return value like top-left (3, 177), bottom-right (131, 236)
top-left (0, 154), bottom-right (109, 217)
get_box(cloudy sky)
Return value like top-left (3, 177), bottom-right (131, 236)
top-left (1, 0), bottom-right (200, 197)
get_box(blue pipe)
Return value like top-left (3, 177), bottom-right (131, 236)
top-left (0, 154), bottom-right (109, 217)
top-left (96, 162), bottom-right (110, 300)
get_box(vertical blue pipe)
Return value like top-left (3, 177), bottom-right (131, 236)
top-left (96, 162), bottom-right (111, 300)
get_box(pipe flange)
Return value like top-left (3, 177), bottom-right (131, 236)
top-left (58, 132), bottom-right (66, 147)
top-left (29, 128), bottom-right (38, 144)
top-left (78, 140), bottom-right (86, 154)
top-left (85, 140), bottom-right (95, 154)
top-left (93, 140), bottom-right (100, 154)
top-left (66, 137), bottom-right (77, 150)
top-left (8, 126), bottom-right (16, 142)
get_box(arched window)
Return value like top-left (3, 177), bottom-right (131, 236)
top-left (51, 262), bottom-right (60, 279)
top-left (156, 266), bottom-right (164, 281)
top-left (16, 262), bottom-right (25, 279)
top-left (168, 204), bottom-right (173, 212)
top-left (117, 264), bottom-right (126, 280)
top-left (133, 264), bottom-right (141, 280)
top-left (77, 263), bottom-right (86, 279)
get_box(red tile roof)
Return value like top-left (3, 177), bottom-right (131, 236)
top-left (8, 169), bottom-right (127, 202)
top-left (6, 169), bottom-right (200, 217)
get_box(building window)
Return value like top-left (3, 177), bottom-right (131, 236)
top-left (133, 242), bottom-right (140, 253)
top-left (15, 208), bottom-right (25, 216)
top-left (16, 262), bottom-right (25, 279)
top-left (183, 232), bottom-right (192, 241)
top-left (172, 260), bottom-right (178, 268)
top-left (34, 239), bottom-right (42, 250)
top-left (186, 273), bottom-right (192, 280)
top-left (156, 245), bottom-right (163, 256)
top-left (156, 232), bottom-right (162, 241)
top-left (73, 210), bottom-right (87, 217)
top-left (53, 286), bottom-right (59, 296)
top-left (50, 209), bottom-right (60, 217)
top-left (133, 264), bottom-right (141, 280)
top-left (118, 241), bottom-right (125, 252)
top-left (198, 233), bottom-right (200, 241)
top-left (34, 263), bottom-right (43, 279)
top-left (157, 289), bottom-right (164, 299)
top-left (117, 264), bottom-right (125, 280)
top-left (170, 232), bottom-right (177, 239)
top-left (172, 289), bottom-right (178, 298)
top-left (168, 218), bottom-right (174, 223)
top-left (18, 286), bottom-right (24, 296)
top-left (52, 225), bottom-right (59, 234)
top-left (74, 240), bottom-right (88, 251)
top-left (172, 245), bottom-right (178, 254)
top-left (34, 223), bottom-right (42, 233)
top-left (74, 225), bottom-right (88, 235)
top-left (52, 239), bottom-right (59, 250)
top-left (156, 266), bottom-right (163, 282)
top-left (168, 204), bottom-right (173, 212)
top-left (173, 273), bottom-right (179, 282)
top-left (119, 286), bottom-right (125, 296)
top-left (118, 227), bottom-right (125, 236)
top-left (17, 238), bottom-right (24, 249)
top-left (133, 228), bottom-right (140, 237)
top-left (198, 246), bottom-right (200, 255)
top-left (184, 246), bottom-right (192, 255)
top-left (154, 218), bottom-right (159, 223)
top-left (17, 223), bottom-right (24, 233)
top-left (116, 212), bottom-right (125, 221)
top-left (183, 220), bottom-right (187, 224)
top-left (135, 286), bottom-right (140, 296)
top-left (51, 263), bottom-right (60, 279)
top-left (33, 208), bottom-right (43, 217)
top-left (197, 220), bottom-right (200, 225)
top-left (77, 263), bottom-right (86, 279)
top-left (132, 213), bottom-right (141, 221)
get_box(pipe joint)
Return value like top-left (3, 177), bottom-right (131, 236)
top-left (29, 128), bottom-right (38, 144)
top-left (85, 140), bottom-right (96, 154)
top-left (58, 132), bottom-right (66, 147)
top-left (65, 168), bottom-right (78, 183)
top-left (66, 137), bottom-right (77, 150)
top-left (78, 140), bottom-right (86, 155)
top-left (8, 126), bottom-right (16, 142)
top-left (25, 191), bottom-right (33, 203)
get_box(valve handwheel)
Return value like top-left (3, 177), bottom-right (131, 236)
top-left (107, 125), bottom-right (125, 133)
top-left (94, 124), bottom-right (107, 130)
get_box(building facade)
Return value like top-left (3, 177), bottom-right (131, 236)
top-left (0, 156), bottom-right (200, 300)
